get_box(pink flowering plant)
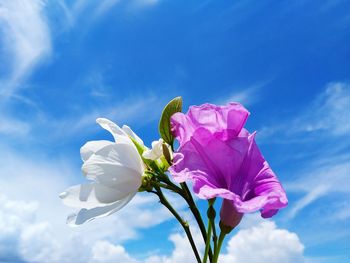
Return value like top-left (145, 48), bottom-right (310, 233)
top-left (60, 97), bottom-right (288, 263)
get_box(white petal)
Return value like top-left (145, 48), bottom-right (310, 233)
top-left (66, 193), bottom-right (136, 225)
top-left (82, 161), bottom-right (142, 189)
top-left (59, 183), bottom-right (135, 209)
top-left (151, 139), bottom-right (164, 156)
top-left (142, 149), bottom-right (159, 160)
top-left (142, 138), bottom-right (164, 160)
top-left (80, 140), bottom-right (114, 162)
top-left (96, 118), bottom-right (130, 144)
top-left (122, 125), bottom-right (144, 146)
top-left (82, 143), bottom-right (144, 185)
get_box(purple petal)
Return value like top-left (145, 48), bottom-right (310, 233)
top-left (171, 103), bottom-right (249, 144)
top-left (231, 134), bottom-right (288, 216)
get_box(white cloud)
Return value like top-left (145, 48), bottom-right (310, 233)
top-left (0, 116), bottom-right (31, 137)
top-left (94, 0), bottom-right (121, 17)
top-left (217, 82), bottom-right (266, 106)
top-left (0, 146), bottom-right (175, 262)
top-left (292, 82), bottom-right (350, 135)
top-left (19, 222), bottom-right (62, 263)
top-left (220, 221), bottom-right (305, 263)
top-left (132, 0), bottom-right (160, 8)
top-left (59, 0), bottom-right (159, 24)
top-left (286, 157), bottom-right (350, 219)
top-left (146, 229), bottom-right (204, 263)
top-left (0, 0), bottom-right (51, 98)
top-left (257, 82), bottom-right (350, 218)
top-left (90, 241), bottom-right (138, 263)
top-left (130, 216), bottom-right (307, 263)
top-left (260, 82), bottom-right (350, 140)
top-left (50, 94), bottom-right (165, 139)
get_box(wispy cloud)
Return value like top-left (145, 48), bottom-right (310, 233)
top-left (0, 0), bottom-right (51, 99)
top-left (286, 157), bottom-right (350, 219)
top-left (292, 82), bottom-right (350, 136)
top-left (258, 82), bottom-right (350, 219)
top-left (131, 0), bottom-right (160, 8)
top-left (0, 116), bottom-right (31, 137)
top-left (49, 94), bottom-right (165, 139)
top-left (58, 0), bottom-right (159, 25)
top-left (216, 82), bottom-right (267, 106)
top-left (260, 82), bottom-right (350, 141)
top-left (94, 0), bottom-right (121, 17)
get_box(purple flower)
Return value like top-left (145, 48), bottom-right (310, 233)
top-left (169, 103), bottom-right (288, 227)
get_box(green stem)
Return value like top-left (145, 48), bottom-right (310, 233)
top-left (157, 182), bottom-right (182, 193)
top-left (213, 231), bottom-right (226, 263)
top-left (207, 199), bottom-right (217, 255)
top-left (180, 182), bottom-right (213, 262)
top-left (211, 216), bottom-right (218, 253)
top-left (153, 186), bottom-right (201, 263)
top-left (202, 217), bottom-right (212, 263)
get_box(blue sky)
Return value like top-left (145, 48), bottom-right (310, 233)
top-left (0, 0), bottom-right (349, 262)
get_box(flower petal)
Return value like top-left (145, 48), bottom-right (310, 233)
top-left (171, 103), bottom-right (250, 144)
top-left (170, 112), bottom-right (196, 146)
top-left (142, 138), bottom-right (164, 160)
top-left (122, 125), bottom-right (144, 146)
top-left (229, 134), bottom-right (288, 216)
top-left (169, 127), bottom-right (248, 187)
top-left (82, 141), bottom-right (144, 181)
top-left (66, 193), bottom-right (135, 225)
top-left (96, 118), bottom-right (131, 144)
top-left (80, 140), bottom-right (114, 162)
top-left (59, 183), bottom-right (134, 208)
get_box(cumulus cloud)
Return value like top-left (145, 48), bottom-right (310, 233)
top-left (86, 218), bottom-right (306, 263)
top-left (90, 241), bottom-right (138, 263)
top-left (0, 194), bottom-right (76, 263)
top-left (0, 146), bottom-right (174, 263)
top-left (220, 221), bottom-right (305, 263)
top-left (145, 229), bottom-right (204, 263)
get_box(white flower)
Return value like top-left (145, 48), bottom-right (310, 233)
top-left (142, 138), bottom-right (165, 160)
top-left (59, 118), bottom-right (144, 225)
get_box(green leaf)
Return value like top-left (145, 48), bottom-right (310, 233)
top-left (159, 96), bottom-right (182, 147)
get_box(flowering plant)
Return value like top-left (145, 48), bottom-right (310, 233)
top-left (60, 97), bottom-right (287, 263)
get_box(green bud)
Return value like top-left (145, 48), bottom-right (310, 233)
top-left (139, 173), bottom-right (154, 192)
top-left (219, 220), bottom-right (234, 234)
top-left (207, 205), bottom-right (216, 219)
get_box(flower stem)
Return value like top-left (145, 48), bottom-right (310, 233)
top-left (213, 231), bottom-right (226, 263)
top-left (180, 182), bottom-right (213, 262)
top-left (202, 215), bottom-right (212, 263)
top-left (153, 186), bottom-right (201, 263)
top-left (211, 216), bottom-right (217, 252)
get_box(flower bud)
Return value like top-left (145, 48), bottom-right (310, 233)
top-left (219, 199), bottom-right (243, 230)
